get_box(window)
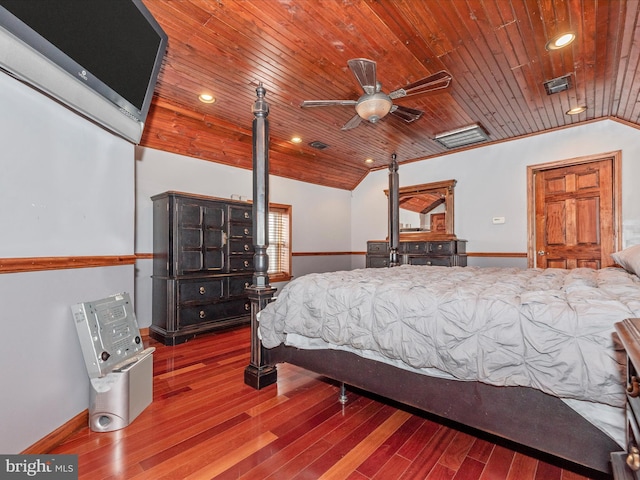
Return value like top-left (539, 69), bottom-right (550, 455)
top-left (267, 203), bottom-right (291, 282)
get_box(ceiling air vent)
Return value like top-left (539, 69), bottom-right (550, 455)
top-left (543, 74), bottom-right (572, 95)
top-left (308, 140), bottom-right (329, 150)
top-left (434, 124), bottom-right (490, 149)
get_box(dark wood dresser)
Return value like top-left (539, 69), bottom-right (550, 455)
top-left (150, 191), bottom-right (254, 345)
top-left (366, 239), bottom-right (467, 268)
top-left (613, 318), bottom-right (640, 479)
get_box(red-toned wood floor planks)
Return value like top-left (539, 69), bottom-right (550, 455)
top-left (47, 327), bottom-right (598, 480)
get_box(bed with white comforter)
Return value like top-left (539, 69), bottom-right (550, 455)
top-left (259, 265), bottom-right (640, 447)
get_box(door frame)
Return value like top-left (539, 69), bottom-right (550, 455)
top-left (526, 151), bottom-right (622, 267)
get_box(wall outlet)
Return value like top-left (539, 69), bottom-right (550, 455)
top-left (492, 216), bottom-right (506, 224)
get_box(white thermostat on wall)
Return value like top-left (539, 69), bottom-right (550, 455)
top-left (492, 216), bottom-right (506, 224)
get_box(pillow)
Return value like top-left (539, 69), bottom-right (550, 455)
top-left (611, 244), bottom-right (640, 277)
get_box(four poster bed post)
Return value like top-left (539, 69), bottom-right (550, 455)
top-left (243, 84), bottom-right (278, 389)
top-left (388, 154), bottom-right (400, 267)
top-left (242, 84), bottom-right (404, 390)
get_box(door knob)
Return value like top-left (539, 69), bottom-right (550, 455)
top-left (537, 250), bottom-right (548, 256)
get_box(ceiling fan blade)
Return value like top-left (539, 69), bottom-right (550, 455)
top-left (301, 100), bottom-right (357, 108)
top-left (388, 70), bottom-right (452, 99)
top-left (390, 105), bottom-right (424, 123)
top-left (347, 58), bottom-right (377, 95)
top-left (341, 114), bottom-right (363, 130)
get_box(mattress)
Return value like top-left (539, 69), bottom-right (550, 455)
top-left (258, 265), bottom-right (640, 445)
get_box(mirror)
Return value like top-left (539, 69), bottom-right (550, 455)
top-left (387, 179), bottom-right (457, 240)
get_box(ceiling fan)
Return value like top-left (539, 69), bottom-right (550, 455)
top-left (300, 58), bottom-right (452, 131)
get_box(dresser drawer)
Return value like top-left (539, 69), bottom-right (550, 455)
top-left (229, 256), bottom-right (253, 271)
top-left (229, 206), bottom-right (252, 222)
top-left (229, 275), bottom-right (252, 296)
top-left (229, 239), bottom-right (254, 255)
top-left (402, 242), bottom-right (428, 253)
top-left (367, 242), bottom-right (388, 254)
top-left (429, 241), bottom-right (454, 254)
top-left (229, 224), bottom-right (252, 238)
top-left (408, 256), bottom-right (453, 267)
top-left (178, 279), bottom-right (224, 303)
top-left (367, 256), bottom-right (390, 268)
top-left (178, 299), bottom-right (250, 327)
top-left (224, 298), bottom-right (252, 317)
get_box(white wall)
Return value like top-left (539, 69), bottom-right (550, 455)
top-left (133, 147), bottom-right (353, 327)
top-left (352, 120), bottom-right (640, 261)
top-left (0, 72), bottom-right (135, 453)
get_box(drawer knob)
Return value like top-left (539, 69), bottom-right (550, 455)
top-left (244, 244), bottom-right (250, 251)
top-left (199, 310), bottom-right (206, 319)
top-left (244, 303), bottom-right (250, 311)
top-left (244, 282), bottom-right (250, 288)
top-left (244, 212), bottom-right (250, 219)
top-left (199, 286), bottom-right (206, 295)
top-left (627, 446), bottom-right (640, 471)
top-left (244, 260), bottom-right (250, 267)
top-left (244, 228), bottom-right (249, 235)
top-left (628, 375), bottom-right (640, 398)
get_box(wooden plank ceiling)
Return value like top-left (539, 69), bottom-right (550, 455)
top-left (140, 0), bottom-right (640, 191)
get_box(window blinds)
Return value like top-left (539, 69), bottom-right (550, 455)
top-left (267, 207), bottom-right (290, 276)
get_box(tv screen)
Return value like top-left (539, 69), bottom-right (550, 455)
top-left (0, 0), bottom-right (167, 122)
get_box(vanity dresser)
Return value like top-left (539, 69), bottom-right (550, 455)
top-left (366, 238), bottom-right (467, 268)
top-left (369, 179), bottom-right (466, 268)
top-left (150, 191), bottom-right (254, 345)
top-left (613, 318), bottom-right (640, 479)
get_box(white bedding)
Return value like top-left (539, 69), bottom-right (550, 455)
top-left (259, 266), bottom-right (640, 409)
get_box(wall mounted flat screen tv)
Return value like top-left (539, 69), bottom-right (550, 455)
top-left (0, 0), bottom-right (167, 140)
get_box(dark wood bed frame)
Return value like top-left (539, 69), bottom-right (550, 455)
top-left (243, 85), bottom-right (618, 477)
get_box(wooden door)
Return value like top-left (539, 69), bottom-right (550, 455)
top-left (534, 159), bottom-right (615, 269)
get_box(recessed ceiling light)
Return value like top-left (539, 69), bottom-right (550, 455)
top-left (364, 158), bottom-right (374, 164)
top-left (291, 136), bottom-right (302, 144)
top-left (566, 106), bottom-right (587, 115)
top-left (198, 93), bottom-right (216, 104)
top-left (545, 32), bottom-right (576, 51)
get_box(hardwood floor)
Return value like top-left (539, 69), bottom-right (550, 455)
top-left (51, 327), bottom-right (602, 479)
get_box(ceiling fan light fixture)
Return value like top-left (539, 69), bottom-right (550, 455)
top-left (434, 124), bottom-right (490, 149)
top-left (355, 92), bottom-right (392, 123)
top-left (545, 32), bottom-right (576, 51)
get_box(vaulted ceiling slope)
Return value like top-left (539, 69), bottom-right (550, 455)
top-left (140, 0), bottom-right (640, 191)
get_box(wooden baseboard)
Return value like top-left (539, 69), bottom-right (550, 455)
top-left (21, 410), bottom-right (88, 454)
